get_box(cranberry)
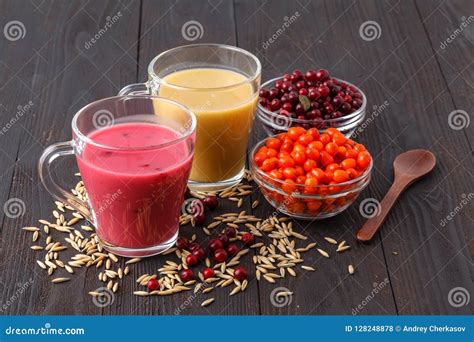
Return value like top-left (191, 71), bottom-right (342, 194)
top-left (298, 88), bottom-right (308, 96)
top-left (295, 104), bottom-right (305, 115)
top-left (341, 102), bottom-right (352, 113)
top-left (234, 266), bottom-right (248, 281)
top-left (308, 89), bottom-right (320, 100)
top-left (268, 88), bottom-right (279, 99)
top-left (259, 89), bottom-right (269, 98)
top-left (307, 109), bottom-right (321, 119)
top-left (176, 237), bottom-right (189, 250)
top-left (281, 81), bottom-right (292, 91)
top-left (352, 99), bottom-right (363, 109)
top-left (324, 104), bottom-right (335, 114)
top-left (193, 212), bottom-right (206, 226)
top-left (259, 98), bottom-right (268, 107)
top-left (270, 99), bottom-right (281, 111)
top-left (227, 243), bottom-right (239, 256)
top-left (283, 73), bottom-right (291, 81)
top-left (241, 232), bottom-right (254, 246)
top-left (288, 92), bottom-right (298, 103)
top-left (343, 95), bottom-right (352, 103)
top-left (224, 226), bottom-right (236, 238)
top-left (295, 80), bottom-right (306, 89)
top-left (186, 254), bottom-right (198, 266)
top-left (292, 69), bottom-right (303, 80)
top-left (316, 69), bottom-right (329, 81)
top-left (305, 70), bottom-right (318, 82)
top-left (208, 238), bottom-right (224, 252)
top-left (218, 233), bottom-right (229, 247)
top-left (280, 109), bottom-right (290, 116)
top-left (202, 195), bottom-right (218, 210)
top-left (332, 96), bottom-right (344, 108)
top-left (180, 269), bottom-right (194, 282)
top-left (188, 242), bottom-right (200, 251)
top-left (318, 85), bottom-right (330, 97)
top-left (214, 249), bottom-right (228, 263)
top-left (147, 278), bottom-right (160, 291)
top-left (275, 80), bottom-right (283, 89)
top-left (280, 93), bottom-right (289, 103)
top-left (282, 102), bottom-right (293, 112)
top-left (332, 111), bottom-right (343, 119)
top-left (202, 267), bottom-right (215, 279)
top-left (192, 247), bottom-right (205, 260)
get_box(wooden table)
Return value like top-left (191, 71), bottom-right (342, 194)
top-left (0, 0), bottom-right (472, 315)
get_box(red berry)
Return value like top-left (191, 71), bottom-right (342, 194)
top-left (180, 269), bottom-right (194, 282)
top-left (186, 254), bottom-right (198, 266)
top-left (176, 237), bottom-right (189, 250)
top-left (224, 226), bottom-right (236, 238)
top-left (218, 233), bottom-right (229, 247)
top-left (208, 238), bottom-right (224, 252)
top-left (202, 195), bottom-right (218, 210)
top-left (227, 243), bottom-right (239, 256)
top-left (147, 278), bottom-right (160, 291)
top-left (192, 247), bottom-right (205, 260)
top-left (214, 249), bottom-right (228, 263)
top-left (193, 212), bottom-right (206, 225)
top-left (305, 70), bottom-right (318, 82)
top-left (188, 242), bottom-right (200, 251)
top-left (234, 266), bottom-right (248, 281)
top-left (241, 232), bottom-right (254, 246)
top-left (202, 267), bottom-right (215, 279)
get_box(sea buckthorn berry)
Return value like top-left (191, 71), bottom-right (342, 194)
top-left (333, 169), bottom-right (350, 183)
top-left (341, 158), bottom-right (357, 170)
top-left (357, 151), bottom-right (372, 169)
top-left (282, 167), bottom-right (297, 180)
top-left (325, 142), bottom-right (338, 156)
top-left (287, 127), bottom-right (306, 141)
top-left (266, 137), bottom-right (281, 150)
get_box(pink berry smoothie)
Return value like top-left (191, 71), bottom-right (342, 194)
top-left (76, 122), bottom-right (193, 253)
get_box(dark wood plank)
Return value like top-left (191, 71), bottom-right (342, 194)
top-left (105, 0), bottom-right (262, 315)
top-left (0, 0), bottom-right (140, 315)
top-left (415, 0), bottom-right (474, 148)
top-left (236, 0), bottom-right (398, 314)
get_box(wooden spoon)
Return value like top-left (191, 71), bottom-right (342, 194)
top-left (356, 149), bottom-right (436, 242)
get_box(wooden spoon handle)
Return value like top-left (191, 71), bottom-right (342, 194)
top-left (356, 179), bottom-right (409, 242)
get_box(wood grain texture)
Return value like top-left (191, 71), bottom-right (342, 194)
top-left (0, 0), bottom-right (472, 315)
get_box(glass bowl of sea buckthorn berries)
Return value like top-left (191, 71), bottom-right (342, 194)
top-left (250, 127), bottom-right (373, 219)
top-left (257, 69), bottom-right (367, 137)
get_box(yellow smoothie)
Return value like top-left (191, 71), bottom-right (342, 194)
top-left (157, 68), bottom-right (257, 184)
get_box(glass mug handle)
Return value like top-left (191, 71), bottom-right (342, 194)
top-left (38, 141), bottom-right (93, 222)
top-left (118, 80), bottom-right (153, 96)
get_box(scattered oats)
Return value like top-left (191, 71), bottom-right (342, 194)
top-left (23, 226), bottom-right (40, 232)
top-left (201, 298), bottom-right (215, 307)
top-left (134, 291), bottom-right (149, 296)
top-left (36, 260), bottom-right (47, 269)
top-left (324, 237), bottom-right (337, 245)
top-left (316, 248), bottom-right (330, 258)
top-left (52, 277), bottom-right (70, 283)
top-left (125, 258), bottom-right (141, 265)
top-left (348, 264), bottom-right (355, 275)
top-left (252, 200), bottom-right (259, 208)
top-left (301, 265), bottom-right (315, 272)
top-left (392, 251), bottom-right (399, 256)
top-left (336, 245), bottom-right (351, 253)
top-left (31, 246), bottom-right (43, 251)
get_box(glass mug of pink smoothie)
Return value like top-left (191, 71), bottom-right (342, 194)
top-left (38, 96), bottom-right (196, 257)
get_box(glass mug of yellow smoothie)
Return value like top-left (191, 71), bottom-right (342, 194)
top-left (119, 44), bottom-right (261, 191)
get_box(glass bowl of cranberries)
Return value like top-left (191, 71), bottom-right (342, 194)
top-left (250, 127), bottom-right (373, 220)
top-left (257, 69), bottom-right (366, 137)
